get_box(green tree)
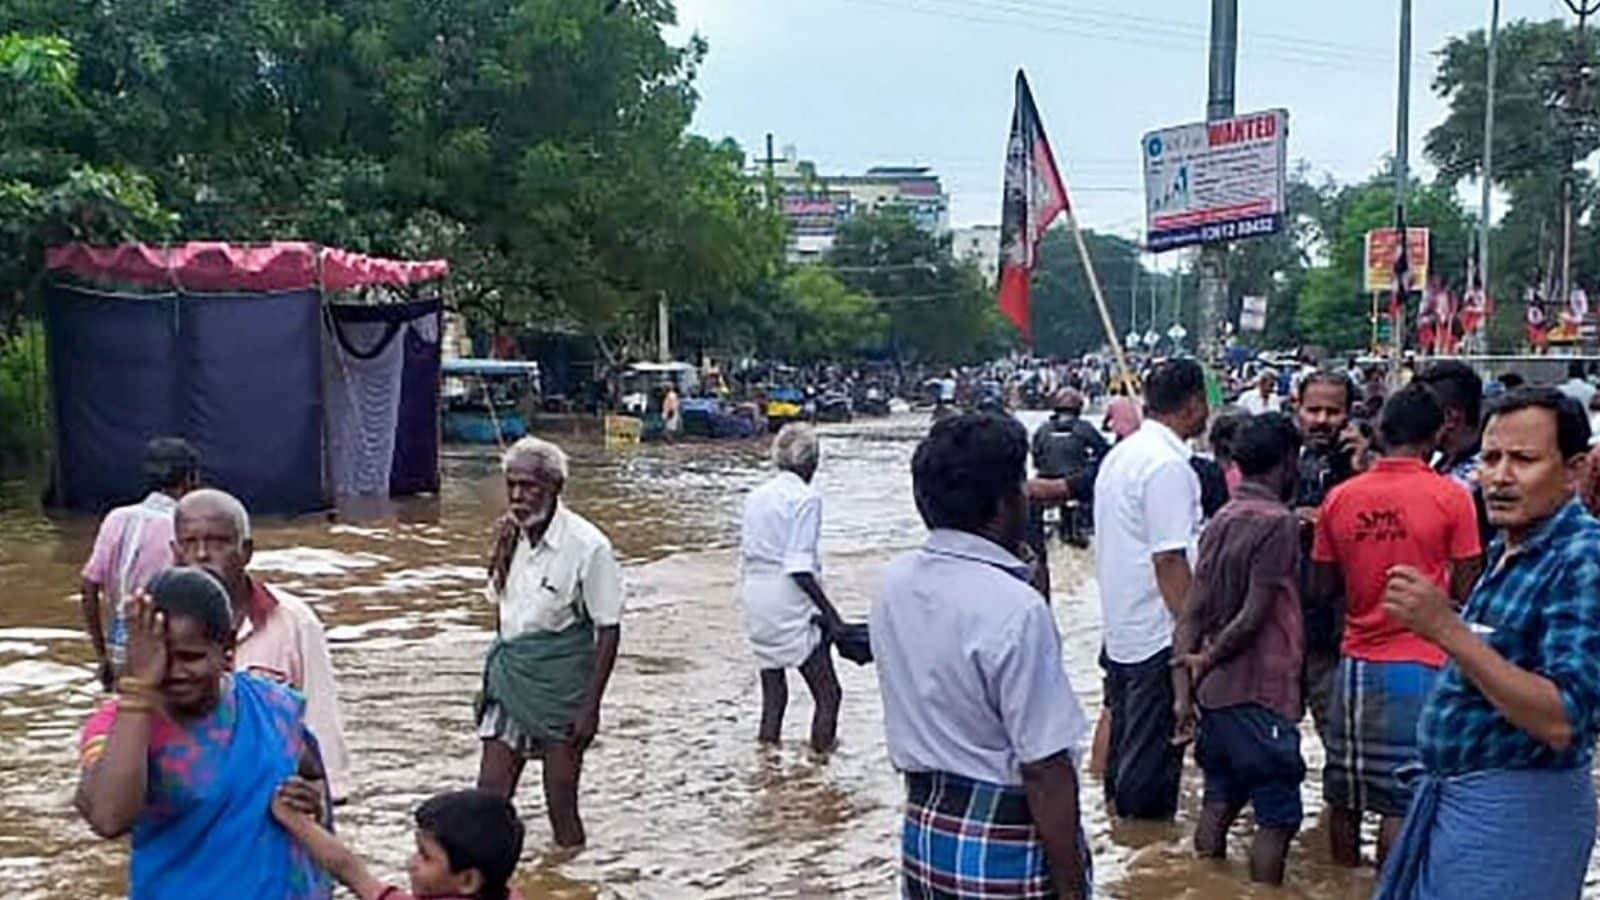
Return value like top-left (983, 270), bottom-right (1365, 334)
top-left (1295, 170), bottom-right (1472, 351)
top-left (1428, 18), bottom-right (1598, 349)
top-left (776, 266), bottom-right (887, 360)
top-left (828, 211), bottom-right (1015, 363)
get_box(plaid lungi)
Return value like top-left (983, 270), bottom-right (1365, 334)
top-left (1324, 657), bottom-right (1441, 817)
top-left (902, 771), bottom-right (1092, 899)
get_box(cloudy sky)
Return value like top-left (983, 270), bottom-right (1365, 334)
top-left (670, 0), bottom-right (1572, 244)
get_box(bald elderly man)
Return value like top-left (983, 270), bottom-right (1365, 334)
top-left (172, 488), bottom-right (353, 800)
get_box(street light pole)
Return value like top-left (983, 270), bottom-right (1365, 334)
top-left (1199, 0), bottom-right (1237, 362)
top-left (1560, 1), bottom-right (1600, 315)
top-left (1479, 0), bottom-right (1500, 352)
top-left (1393, 0), bottom-right (1413, 353)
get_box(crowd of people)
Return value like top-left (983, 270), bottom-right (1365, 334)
top-left (66, 347), bottom-right (1600, 899)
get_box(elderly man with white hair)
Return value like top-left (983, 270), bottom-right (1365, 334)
top-left (171, 487), bottom-right (353, 800)
top-left (739, 423), bottom-right (844, 752)
top-left (478, 435), bottom-right (624, 848)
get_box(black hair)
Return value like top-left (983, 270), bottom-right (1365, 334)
top-left (1379, 384), bottom-right (1445, 450)
top-left (1499, 372), bottom-right (1526, 389)
top-left (143, 437), bottom-right (199, 494)
top-left (1485, 387), bottom-right (1592, 460)
top-left (1208, 410), bottom-right (1248, 464)
top-left (1143, 358), bottom-right (1205, 416)
top-left (912, 413), bottom-right (1027, 533)
top-left (415, 790), bottom-right (526, 900)
top-left (1416, 360), bottom-right (1483, 426)
top-left (145, 567), bottom-right (233, 645)
top-left (1569, 360), bottom-right (1587, 380)
top-left (1297, 369), bottom-right (1355, 410)
top-left (1232, 412), bottom-right (1302, 477)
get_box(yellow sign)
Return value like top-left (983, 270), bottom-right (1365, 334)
top-left (1363, 228), bottom-right (1430, 293)
top-left (604, 415), bottom-right (641, 448)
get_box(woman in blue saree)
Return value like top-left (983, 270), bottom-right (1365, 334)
top-left (75, 567), bottom-right (330, 900)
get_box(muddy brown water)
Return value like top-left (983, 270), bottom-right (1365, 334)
top-left (0, 413), bottom-right (1569, 898)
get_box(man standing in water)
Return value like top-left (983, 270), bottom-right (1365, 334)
top-left (873, 413), bottom-right (1090, 898)
top-left (172, 488), bottom-right (354, 801)
top-left (81, 437), bottom-right (199, 690)
top-left (1173, 413), bottom-right (1304, 885)
top-left (1310, 385), bottom-right (1482, 869)
top-left (478, 436), bottom-right (623, 848)
top-left (739, 424), bottom-right (844, 752)
top-left (1093, 358), bottom-right (1208, 820)
top-left (1292, 371), bottom-right (1368, 745)
top-left (1377, 389), bottom-right (1600, 899)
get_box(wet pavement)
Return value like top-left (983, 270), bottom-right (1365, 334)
top-left (0, 412), bottom-right (1452, 898)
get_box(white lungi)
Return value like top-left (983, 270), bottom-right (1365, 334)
top-left (741, 562), bottom-right (822, 669)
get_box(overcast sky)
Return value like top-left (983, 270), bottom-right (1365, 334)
top-left (670, 0), bottom-right (1572, 244)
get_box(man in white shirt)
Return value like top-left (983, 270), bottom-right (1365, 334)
top-left (478, 436), bottom-right (623, 848)
top-left (1558, 360), bottom-right (1597, 410)
top-left (1238, 370), bottom-right (1282, 415)
top-left (740, 424), bottom-right (845, 752)
top-left (1093, 358), bottom-right (1208, 820)
top-left (873, 412), bottom-right (1090, 899)
top-left (172, 488), bottom-right (353, 801)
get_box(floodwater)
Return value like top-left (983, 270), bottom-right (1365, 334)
top-left (0, 412), bottom-right (1537, 898)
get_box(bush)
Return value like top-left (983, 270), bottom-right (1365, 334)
top-left (0, 322), bottom-right (49, 465)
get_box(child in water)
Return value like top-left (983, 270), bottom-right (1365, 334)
top-left (272, 782), bottom-right (525, 900)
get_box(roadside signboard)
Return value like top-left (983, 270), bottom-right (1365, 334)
top-left (1363, 228), bottom-right (1430, 293)
top-left (1239, 295), bottom-right (1268, 332)
top-left (1142, 108), bottom-right (1289, 252)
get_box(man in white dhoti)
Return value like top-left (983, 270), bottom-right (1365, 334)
top-left (740, 424), bottom-right (844, 752)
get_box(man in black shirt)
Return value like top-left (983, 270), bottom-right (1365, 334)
top-left (1032, 390), bottom-right (1109, 546)
top-left (1293, 371), bottom-right (1371, 742)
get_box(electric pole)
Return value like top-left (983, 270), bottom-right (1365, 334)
top-left (1479, 0), bottom-right (1500, 353)
top-left (1199, 0), bottom-right (1237, 363)
top-left (1393, 0), bottom-right (1413, 352)
top-left (1560, 1), bottom-right (1600, 315)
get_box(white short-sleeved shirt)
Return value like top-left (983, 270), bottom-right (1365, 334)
top-left (491, 505), bottom-right (625, 637)
top-left (1237, 390), bottom-right (1282, 415)
top-left (871, 530), bottom-right (1089, 787)
top-left (740, 471), bottom-right (821, 575)
top-left (1093, 418), bottom-right (1202, 664)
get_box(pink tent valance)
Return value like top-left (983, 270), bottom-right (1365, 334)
top-left (45, 242), bottom-right (449, 293)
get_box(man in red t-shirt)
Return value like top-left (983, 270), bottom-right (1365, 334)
top-left (1309, 384), bottom-right (1484, 870)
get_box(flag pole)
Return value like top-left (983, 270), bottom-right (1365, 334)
top-left (1065, 211), bottom-right (1136, 390)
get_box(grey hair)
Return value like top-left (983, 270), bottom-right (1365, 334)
top-left (501, 436), bottom-right (569, 481)
top-left (771, 423), bottom-right (820, 473)
top-left (177, 488), bottom-right (252, 543)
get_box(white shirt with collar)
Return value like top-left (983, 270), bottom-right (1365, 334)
top-left (1237, 390), bottom-right (1282, 415)
top-left (871, 529), bottom-right (1088, 786)
top-left (740, 470), bottom-right (821, 575)
top-left (1092, 418), bottom-right (1202, 664)
top-left (491, 504), bottom-right (625, 638)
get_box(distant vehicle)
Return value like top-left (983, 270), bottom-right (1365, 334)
top-left (815, 391), bottom-right (853, 423)
top-left (766, 386), bottom-right (805, 428)
top-left (441, 358), bottom-right (541, 443)
top-left (856, 384), bottom-right (891, 417)
top-left (619, 361), bottom-right (700, 417)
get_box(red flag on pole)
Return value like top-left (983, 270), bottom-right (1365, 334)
top-left (997, 71), bottom-right (1070, 341)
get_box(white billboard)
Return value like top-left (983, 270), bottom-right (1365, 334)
top-left (1143, 108), bottom-right (1288, 252)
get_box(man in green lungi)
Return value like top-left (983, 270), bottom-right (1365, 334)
top-left (477, 436), bottom-right (624, 848)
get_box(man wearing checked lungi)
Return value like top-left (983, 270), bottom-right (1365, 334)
top-left (1376, 388), bottom-right (1600, 900)
top-left (1308, 385), bottom-right (1483, 869)
top-left (872, 412), bottom-right (1091, 899)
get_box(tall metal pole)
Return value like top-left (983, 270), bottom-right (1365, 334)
top-left (1394, 0), bottom-right (1413, 353)
top-left (1559, 1), bottom-right (1600, 315)
top-left (1479, 0), bottom-right (1500, 352)
top-left (1199, 0), bottom-right (1237, 362)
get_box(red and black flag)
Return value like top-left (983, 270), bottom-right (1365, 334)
top-left (997, 70), bottom-right (1070, 342)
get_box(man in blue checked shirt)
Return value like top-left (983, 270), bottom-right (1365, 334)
top-left (1375, 387), bottom-right (1600, 900)
top-left (873, 412), bottom-right (1090, 899)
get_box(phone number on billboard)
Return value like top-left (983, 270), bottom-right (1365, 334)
top-left (1200, 215), bottom-right (1280, 242)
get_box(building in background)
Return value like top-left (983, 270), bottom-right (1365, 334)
top-left (758, 146), bottom-right (951, 263)
top-left (951, 225), bottom-right (1002, 286)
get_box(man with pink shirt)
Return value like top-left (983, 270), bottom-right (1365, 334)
top-left (80, 438), bottom-right (198, 690)
top-left (173, 488), bottom-right (354, 800)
